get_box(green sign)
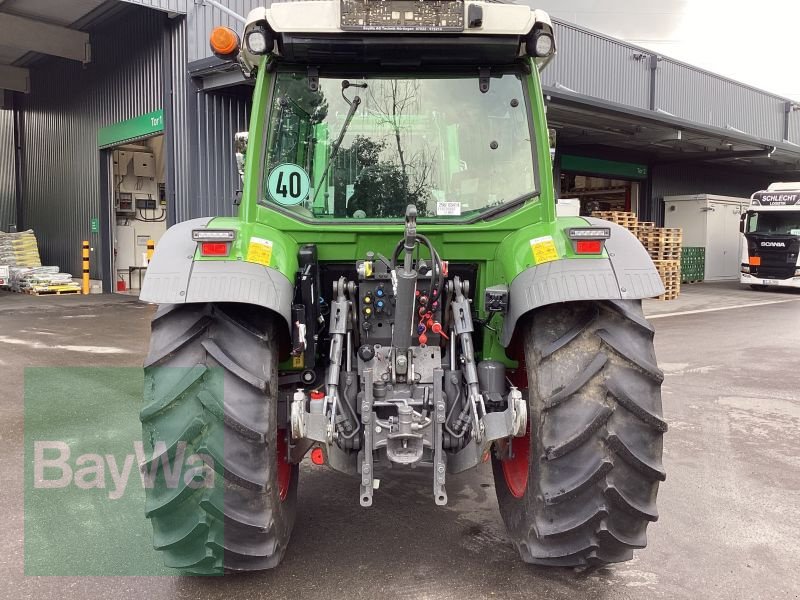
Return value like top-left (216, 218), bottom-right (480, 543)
top-left (97, 109), bottom-right (164, 149)
top-left (90, 218), bottom-right (99, 233)
top-left (561, 155), bottom-right (648, 180)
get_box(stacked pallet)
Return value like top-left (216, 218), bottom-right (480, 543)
top-left (652, 260), bottom-right (681, 300)
top-left (591, 210), bottom-right (638, 230)
top-left (591, 211), bottom-right (682, 300)
top-left (638, 227), bottom-right (682, 260)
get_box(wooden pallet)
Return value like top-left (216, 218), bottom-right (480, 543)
top-left (645, 247), bottom-right (682, 261)
top-left (24, 287), bottom-right (82, 296)
top-left (653, 259), bottom-right (681, 300)
top-left (638, 227), bottom-right (682, 240)
top-left (591, 211), bottom-right (638, 229)
top-left (639, 227), bottom-right (682, 261)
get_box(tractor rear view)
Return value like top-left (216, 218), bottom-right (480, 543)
top-left (139, 0), bottom-right (667, 573)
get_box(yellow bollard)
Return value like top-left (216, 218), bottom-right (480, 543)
top-left (82, 240), bottom-right (90, 295)
top-left (146, 240), bottom-right (155, 264)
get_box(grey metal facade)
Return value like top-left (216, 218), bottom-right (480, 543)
top-left (189, 88), bottom-right (251, 219)
top-left (648, 164), bottom-right (772, 225)
top-left (656, 58), bottom-right (785, 143)
top-left (546, 18), bottom-right (800, 148)
top-left (187, 1), bottom-right (263, 62)
top-left (543, 21), bottom-right (651, 110)
top-left (167, 12), bottom-right (252, 223)
top-left (18, 6), bottom-right (165, 278)
top-left (119, 0), bottom-right (264, 61)
top-left (121, 0), bottom-right (189, 13)
top-left (0, 109), bottom-right (14, 232)
top-left (12, 3), bottom-right (252, 281)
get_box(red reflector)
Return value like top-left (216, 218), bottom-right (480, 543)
top-left (200, 242), bottom-right (228, 256)
top-left (311, 448), bottom-right (325, 465)
top-left (575, 240), bottom-right (603, 254)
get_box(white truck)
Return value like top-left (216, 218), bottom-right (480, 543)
top-left (740, 182), bottom-right (800, 289)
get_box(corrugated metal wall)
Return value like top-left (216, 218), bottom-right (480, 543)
top-left (656, 59), bottom-right (785, 142)
top-left (544, 21), bottom-right (650, 110)
top-left (190, 89), bottom-right (251, 219)
top-left (168, 14), bottom-right (252, 222)
top-left (167, 15), bottom-right (192, 221)
top-left (648, 164), bottom-right (773, 225)
top-left (549, 18), bottom-right (797, 148)
top-left (0, 110), bottom-right (15, 232)
top-left (19, 6), bottom-right (165, 278)
top-left (188, 0), bottom-right (264, 62)
top-left (120, 0), bottom-right (189, 14)
top-left (789, 110), bottom-right (800, 146)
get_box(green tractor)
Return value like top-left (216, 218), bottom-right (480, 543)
top-left (140, 0), bottom-right (667, 574)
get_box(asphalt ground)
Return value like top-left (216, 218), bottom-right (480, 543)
top-left (1, 282), bottom-right (799, 599)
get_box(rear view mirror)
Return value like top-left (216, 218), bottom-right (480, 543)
top-left (234, 131), bottom-right (249, 183)
top-left (739, 212), bottom-right (746, 234)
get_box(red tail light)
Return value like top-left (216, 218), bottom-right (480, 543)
top-left (200, 242), bottom-right (229, 256)
top-left (575, 239), bottom-right (603, 254)
top-left (311, 448), bottom-right (325, 465)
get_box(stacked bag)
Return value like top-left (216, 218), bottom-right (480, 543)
top-left (0, 230), bottom-right (42, 267)
top-left (0, 230), bottom-right (81, 294)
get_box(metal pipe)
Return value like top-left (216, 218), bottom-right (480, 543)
top-left (200, 0), bottom-right (247, 24)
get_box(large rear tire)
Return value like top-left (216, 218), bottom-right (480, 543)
top-left (492, 300), bottom-right (666, 567)
top-left (141, 303), bottom-right (297, 574)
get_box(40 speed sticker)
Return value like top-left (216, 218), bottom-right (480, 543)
top-left (267, 163), bottom-right (310, 206)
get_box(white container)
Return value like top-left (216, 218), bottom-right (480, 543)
top-left (663, 194), bottom-right (749, 281)
top-left (556, 198), bottom-right (581, 218)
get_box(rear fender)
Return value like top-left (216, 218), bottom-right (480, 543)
top-left (500, 218), bottom-right (663, 346)
top-left (139, 217), bottom-right (296, 333)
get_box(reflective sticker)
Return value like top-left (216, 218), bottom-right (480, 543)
top-left (530, 236), bottom-right (559, 265)
top-left (246, 237), bottom-right (273, 266)
top-left (267, 163), bottom-right (310, 206)
top-left (436, 201), bottom-right (461, 216)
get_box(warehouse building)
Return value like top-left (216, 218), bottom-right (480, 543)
top-left (0, 0), bottom-right (799, 292)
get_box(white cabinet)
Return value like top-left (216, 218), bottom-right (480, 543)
top-left (663, 195), bottom-right (749, 281)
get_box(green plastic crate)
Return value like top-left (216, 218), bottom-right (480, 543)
top-left (681, 247), bottom-right (705, 283)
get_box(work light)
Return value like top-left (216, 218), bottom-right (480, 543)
top-left (246, 27), bottom-right (271, 54)
top-left (533, 31), bottom-right (555, 57)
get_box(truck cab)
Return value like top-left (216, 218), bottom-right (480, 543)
top-left (740, 182), bottom-right (800, 289)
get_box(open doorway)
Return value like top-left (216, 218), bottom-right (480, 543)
top-left (560, 173), bottom-right (641, 217)
top-left (110, 134), bottom-right (167, 294)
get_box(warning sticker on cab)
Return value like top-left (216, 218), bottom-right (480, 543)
top-left (246, 237), bottom-right (273, 266)
top-left (530, 236), bottom-right (559, 265)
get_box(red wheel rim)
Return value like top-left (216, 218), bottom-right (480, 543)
top-left (502, 424), bottom-right (530, 498)
top-left (276, 429), bottom-right (291, 501)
